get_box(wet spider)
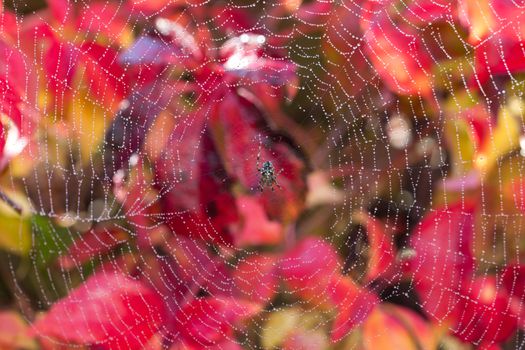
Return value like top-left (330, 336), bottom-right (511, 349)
top-left (257, 155), bottom-right (283, 192)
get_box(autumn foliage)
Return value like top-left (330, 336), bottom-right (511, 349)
top-left (0, 0), bottom-right (523, 349)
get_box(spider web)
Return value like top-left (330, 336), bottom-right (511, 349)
top-left (0, 0), bottom-right (524, 349)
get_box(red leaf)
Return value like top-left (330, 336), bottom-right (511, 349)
top-left (0, 41), bottom-right (27, 107)
top-left (467, 1), bottom-right (525, 83)
top-left (322, 2), bottom-right (372, 98)
top-left (58, 228), bottom-right (128, 269)
top-left (0, 77), bottom-right (22, 131)
top-left (233, 254), bottom-right (279, 304)
top-left (142, 241), bottom-right (233, 335)
top-left (408, 202), bottom-right (476, 322)
top-left (172, 297), bottom-right (261, 346)
top-left (405, 0), bottom-right (455, 24)
top-left (454, 276), bottom-right (518, 345)
top-left (501, 263), bottom-right (525, 328)
top-left (0, 40), bottom-right (37, 167)
top-left (329, 275), bottom-right (379, 342)
top-left (211, 93), bottom-right (306, 222)
top-left (355, 212), bottom-right (397, 282)
top-left (166, 235), bottom-right (219, 289)
top-left (128, 0), bottom-right (171, 13)
top-left (0, 10), bottom-right (19, 40)
top-left (77, 2), bottom-right (130, 46)
top-left (364, 22), bottom-right (431, 95)
top-left (461, 106), bottom-right (492, 151)
top-left (128, 0), bottom-right (201, 15)
top-left (502, 263), bottom-right (525, 302)
top-left (211, 6), bottom-right (257, 33)
top-left (210, 93), bottom-right (260, 189)
top-left (360, 0), bottom-right (452, 96)
top-left (280, 237), bottom-right (341, 302)
top-left (155, 111), bottom-right (238, 244)
top-left (44, 40), bottom-right (78, 100)
top-left (47, 0), bottom-right (73, 25)
top-left (474, 36), bottom-right (525, 83)
top-left (79, 42), bottom-right (129, 107)
top-left (295, 0), bottom-right (333, 25)
top-left (33, 272), bottom-right (166, 348)
top-left (0, 39), bottom-right (32, 130)
top-left (161, 235), bottom-right (231, 303)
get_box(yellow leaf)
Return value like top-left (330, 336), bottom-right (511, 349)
top-left (477, 105), bottom-right (520, 173)
top-left (67, 91), bottom-right (110, 164)
top-left (445, 118), bottom-right (476, 175)
top-left (459, 0), bottom-right (496, 44)
top-left (0, 190), bottom-right (32, 255)
top-left (261, 308), bottom-right (325, 349)
top-left (262, 309), bottom-right (301, 349)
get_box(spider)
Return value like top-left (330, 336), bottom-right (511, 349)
top-left (257, 155), bottom-right (283, 192)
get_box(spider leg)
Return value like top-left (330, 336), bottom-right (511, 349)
top-left (256, 136), bottom-right (262, 171)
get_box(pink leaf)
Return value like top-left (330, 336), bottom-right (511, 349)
top-left (172, 297), bottom-right (261, 346)
top-left (33, 272), bottom-right (166, 349)
top-left (233, 254), bottom-right (279, 304)
top-left (280, 237), bottom-right (341, 302)
top-left (234, 196), bottom-right (282, 247)
top-left (282, 329), bottom-right (328, 350)
top-left (329, 275), bottom-right (379, 342)
top-left (158, 235), bottom-right (231, 304)
top-left (0, 310), bottom-right (35, 349)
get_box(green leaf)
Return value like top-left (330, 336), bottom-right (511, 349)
top-left (31, 215), bottom-right (74, 266)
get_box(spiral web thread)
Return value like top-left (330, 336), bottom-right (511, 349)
top-left (0, 0), bottom-right (524, 349)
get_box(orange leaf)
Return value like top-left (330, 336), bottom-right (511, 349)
top-left (363, 305), bottom-right (437, 350)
